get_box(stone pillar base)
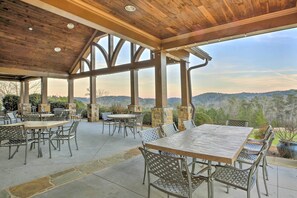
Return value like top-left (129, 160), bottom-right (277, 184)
top-left (87, 104), bottom-right (99, 122)
top-left (128, 105), bottom-right (142, 113)
top-left (18, 103), bottom-right (31, 115)
top-left (38, 104), bottom-right (51, 113)
top-left (151, 107), bottom-right (173, 128)
top-left (178, 106), bottom-right (193, 131)
top-left (66, 103), bottom-right (77, 116)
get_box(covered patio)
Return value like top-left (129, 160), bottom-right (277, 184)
top-left (0, 0), bottom-right (297, 198)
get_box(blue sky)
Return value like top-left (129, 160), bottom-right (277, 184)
top-left (48, 27), bottom-right (297, 98)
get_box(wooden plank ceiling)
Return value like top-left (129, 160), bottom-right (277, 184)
top-left (1, 0), bottom-right (297, 79)
top-left (24, 0), bottom-right (297, 51)
top-left (0, 0), bottom-right (96, 79)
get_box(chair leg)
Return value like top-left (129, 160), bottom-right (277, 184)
top-left (102, 122), bottom-right (104, 134)
top-left (49, 138), bottom-right (52, 159)
top-left (68, 140), bottom-right (72, 157)
top-left (264, 158), bottom-right (269, 180)
top-left (247, 190), bottom-right (250, 198)
top-left (148, 184), bottom-right (151, 198)
top-left (142, 162), bottom-right (146, 184)
top-left (256, 172), bottom-right (261, 198)
top-left (8, 146), bottom-right (11, 159)
top-left (75, 136), bottom-right (79, 150)
top-left (262, 165), bottom-right (269, 196)
top-left (24, 144), bottom-right (28, 165)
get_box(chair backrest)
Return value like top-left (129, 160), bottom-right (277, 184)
top-left (226, 119), bottom-right (248, 127)
top-left (183, 120), bottom-right (196, 130)
top-left (160, 123), bottom-right (179, 137)
top-left (44, 116), bottom-right (65, 121)
top-left (101, 112), bottom-right (112, 121)
top-left (69, 121), bottom-right (79, 136)
top-left (139, 128), bottom-right (160, 146)
top-left (263, 125), bottom-right (273, 140)
top-left (139, 147), bottom-right (191, 193)
top-left (135, 114), bottom-right (144, 125)
top-left (0, 125), bottom-right (25, 144)
top-left (7, 112), bottom-right (16, 119)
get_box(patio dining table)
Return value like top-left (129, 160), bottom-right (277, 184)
top-left (10, 121), bottom-right (69, 158)
top-left (107, 114), bottom-right (136, 136)
top-left (145, 124), bottom-right (253, 198)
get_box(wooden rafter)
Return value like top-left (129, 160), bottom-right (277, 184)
top-left (110, 39), bottom-right (125, 67)
top-left (0, 67), bottom-right (68, 78)
top-left (133, 47), bottom-right (145, 62)
top-left (92, 42), bottom-right (109, 68)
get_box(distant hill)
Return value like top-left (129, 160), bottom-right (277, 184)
top-left (74, 89), bottom-right (297, 108)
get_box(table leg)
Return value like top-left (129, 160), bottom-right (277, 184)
top-left (207, 160), bottom-right (213, 198)
top-left (37, 131), bottom-right (42, 158)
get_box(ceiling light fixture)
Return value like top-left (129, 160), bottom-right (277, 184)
top-left (125, 5), bottom-right (136, 12)
top-left (54, 47), bottom-right (61, 52)
top-left (28, 27), bottom-right (33, 31)
top-left (67, 23), bottom-right (75, 29)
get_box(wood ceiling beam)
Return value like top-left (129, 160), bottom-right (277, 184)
top-left (22, 0), bottom-right (161, 50)
top-left (70, 30), bottom-right (102, 74)
top-left (70, 59), bottom-right (156, 79)
top-left (166, 50), bottom-right (190, 62)
top-left (0, 67), bottom-right (69, 79)
top-left (162, 8), bottom-right (297, 50)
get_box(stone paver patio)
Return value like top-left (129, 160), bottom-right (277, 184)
top-left (0, 121), bottom-right (296, 198)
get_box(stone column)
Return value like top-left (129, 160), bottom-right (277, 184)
top-left (128, 69), bottom-right (142, 113)
top-left (87, 45), bottom-right (99, 122)
top-left (19, 80), bottom-right (31, 115)
top-left (178, 60), bottom-right (193, 130)
top-left (67, 79), bottom-right (76, 117)
top-left (38, 77), bottom-right (50, 112)
top-left (151, 50), bottom-right (173, 127)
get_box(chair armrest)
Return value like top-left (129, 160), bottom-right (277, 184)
top-left (215, 164), bottom-right (251, 172)
top-left (247, 138), bottom-right (264, 144)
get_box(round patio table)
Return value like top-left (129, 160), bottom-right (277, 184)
top-left (107, 114), bottom-right (136, 137)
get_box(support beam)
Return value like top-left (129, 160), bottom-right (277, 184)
top-left (154, 51), bottom-right (167, 108)
top-left (162, 9), bottom-right (297, 50)
top-left (0, 66), bottom-right (68, 78)
top-left (24, 80), bottom-right (29, 104)
top-left (68, 79), bottom-right (74, 103)
top-left (19, 81), bottom-right (24, 104)
top-left (180, 61), bottom-right (190, 107)
top-left (22, 0), bottom-right (161, 50)
top-left (89, 76), bottom-right (96, 104)
top-left (41, 77), bottom-right (48, 104)
top-left (130, 70), bottom-right (139, 105)
top-left (70, 59), bottom-right (156, 79)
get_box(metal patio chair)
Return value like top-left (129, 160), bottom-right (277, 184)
top-left (5, 112), bottom-right (18, 124)
top-left (0, 125), bottom-right (34, 164)
top-left (160, 122), bottom-right (179, 137)
top-left (139, 127), bottom-right (161, 184)
top-left (226, 119), bottom-right (249, 127)
top-left (238, 131), bottom-right (275, 196)
top-left (49, 121), bottom-right (79, 158)
top-left (139, 147), bottom-right (206, 198)
top-left (101, 112), bottom-right (116, 135)
top-left (125, 113), bottom-right (144, 139)
top-left (183, 119), bottom-right (196, 130)
top-left (213, 146), bottom-right (267, 198)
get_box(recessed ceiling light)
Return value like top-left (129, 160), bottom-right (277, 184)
top-left (67, 23), bottom-right (75, 29)
top-left (125, 5), bottom-right (136, 12)
top-left (54, 47), bottom-right (61, 52)
top-left (28, 27), bottom-right (33, 31)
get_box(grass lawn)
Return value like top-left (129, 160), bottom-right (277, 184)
top-left (250, 129), bottom-right (297, 146)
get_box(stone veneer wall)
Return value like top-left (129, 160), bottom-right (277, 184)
top-left (66, 103), bottom-right (77, 116)
top-left (18, 103), bottom-right (31, 115)
top-left (38, 104), bottom-right (50, 113)
top-left (87, 104), bottom-right (99, 122)
top-left (127, 105), bottom-right (142, 113)
top-left (177, 106), bottom-right (193, 131)
top-left (151, 107), bottom-right (173, 127)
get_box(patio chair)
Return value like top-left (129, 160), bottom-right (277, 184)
top-left (226, 119), bottom-right (249, 127)
top-left (124, 113), bottom-right (144, 139)
top-left (183, 119), bottom-right (196, 130)
top-left (22, 114), bottom-right (41, 121)
top-left (237, 132), bottom-right (274, 196)
top-left (212, 146), bottom-right (267, 198)
top-left (0, 125), bottom-right (34, 164)
top-left (101, 112), bottom-right (116, 135)
top-left (244, 125), bottom-right (273, 152)
top-left (5, 112), bottom-right (18, 124)
top-left (139, 147), bottom-right (206, 198)
top-left (160, 122), bottom-right (179, 137)
top-left (139, 127), bottom-right (161, 184)
top-left (49, 121), bottom-right (79, 158)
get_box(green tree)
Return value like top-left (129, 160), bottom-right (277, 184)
top-left (2, 94), bottom-right (19, 111)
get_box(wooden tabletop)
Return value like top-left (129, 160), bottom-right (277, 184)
top-left (107, 114), bottom-right (136, 119)
top-left (146, 124), bottom-right (253, 164)
top-left (8, 121), bottom-right (69, 129)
